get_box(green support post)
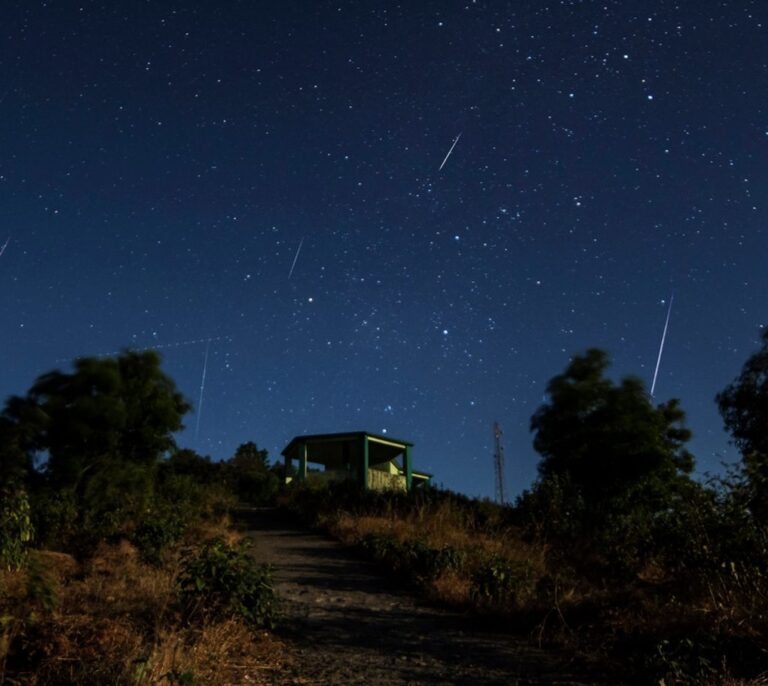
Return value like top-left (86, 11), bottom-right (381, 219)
top-left (361, 435), bottom-right (369, 489)
top-left (298, 442), bottom-right (308, 482)
top-left (404, 445), bottom-right (413, 491)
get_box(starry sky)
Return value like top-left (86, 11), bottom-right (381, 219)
top-left (1, 1), bottom-right (766, 499)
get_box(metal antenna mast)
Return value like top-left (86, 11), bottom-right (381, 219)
top-left (493, 421), bottom-right (506, 505)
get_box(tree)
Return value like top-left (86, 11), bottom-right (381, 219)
top-left (530, 349), bottom-right (694, 512)
top-left (225, 442), bottom-right (278, 504)
top-left (524, 349), bottom-right (697, 575)
top-left (6, 350), bottom-right (191, 488)
top-left (717, 328), bottom-right (768, 520)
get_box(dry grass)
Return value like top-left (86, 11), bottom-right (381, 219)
top-left (303, 492), bottom-right (768, 684)
top-left (1, 534), bottom-right (286, 685)
top-left (429, 569), bottom-right (472, 605)
top-left (329, 510), bottom-right (549, 607)
top-left (332, 511), bottom-right (544, 570)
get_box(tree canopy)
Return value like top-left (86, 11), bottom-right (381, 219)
top-left (530, 348), bottom-right (694, 506)
top-left (1, 350), bottom-right (191, 488)
top-left (717, 328), bottom-right (768, 518)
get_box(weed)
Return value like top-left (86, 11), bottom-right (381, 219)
top-left (132, 509), bottom-right (186, 565)
top-left (0, 490), bottom-right (33, 571)
top-left (177, 538), bottom-right (278, 630)
top-left (163, 668), bottom-right (197, 685)
top-left (470, 556), bottom-right (537, 609)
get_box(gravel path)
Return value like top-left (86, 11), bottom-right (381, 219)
top-left (242, 509), bottom-right (609, 686)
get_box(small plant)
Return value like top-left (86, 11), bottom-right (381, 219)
top-left (177, 538), bottom-right (278, 629)
top-left (652, 636), bottom-right (718, 685)
top-left (131, 510), bottom-right (186, 565)
top-left (362, 535), bottom-right (465, 579)
top-left (401, 541), bottom-right (465, 582)
top-left (163, 669), bottom-right (196, 685)
top-left (470, 556), bottom-right (536, 609)
top-left (0, 490), bottom-right (34, 571)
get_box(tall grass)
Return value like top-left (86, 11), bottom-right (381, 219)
top-left (0, 519), bottom-right (285, 685)
top-left (284, 481), bottom-right (768, 685)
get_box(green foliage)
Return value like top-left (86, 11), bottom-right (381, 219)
top-left (0, 411), bottom-right (34, 489)
top-left (0, 489), bottom-right (33, 571)
top-left (0, 552), bottom-right (58, 681)
top-left (23, 553), bottom-right (59, 615)
top-left (131, 509), bottom-right (186, 565)
top-left (0, 352), bottom-right (226, 557)
top-left (651, 636), bottom-right (720, 685)
top-left (288, 479), bottom-right (508, 535)
top-left (522, 349), bottom-right (698, 579)
top-left (162, 669), bottom-right (196, 686)
top-left (224, 442), bottom-right (280, 505)
top-left (78, 459), bottom-right (156, 540)
top-left (361, 534), bottom-right (465, 583)
top-left (162, 449), bottom-right (222, 485)
top-left (514, 474), bottom-right (585, 541)
top-left (4, 350), bottom-right (190, 489)
top-left (28, 488), bottom-right (78, 551)
top-left (470, 556), bottom-right (537, 609)
top-left (531, 349), bottom-right (694, 506)
top-left (177, 539), bottom-right (278, 630)
top-left (131, 451), bottom-right (238, 564)
top-left (717, 328), bottom-right (768, 521)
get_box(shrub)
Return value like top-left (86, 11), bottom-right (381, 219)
top-left (470, 556), bottom-right (537, 609)
top-left (131, 509), bottom-right (186, 565)
top-left (177, 539), bottom-right (278, 630)
top-left (0, 490), bottom-right (33, 571)
top-left (29, 488), bottom-right (78, 552)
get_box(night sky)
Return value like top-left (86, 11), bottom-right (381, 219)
top-left (1, 1), bottom-right (766, 499)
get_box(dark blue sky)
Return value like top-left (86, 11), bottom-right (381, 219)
top-left (1, 1), bottom-right (766, 498)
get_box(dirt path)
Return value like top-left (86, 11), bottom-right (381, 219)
top-left (242, 509), bottom-right (609, 686)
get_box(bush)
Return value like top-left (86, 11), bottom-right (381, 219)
top-left (0, 490), bottom-right (33, 571)
top-left (177, 539), bottom-right (278, 630)
top-left (360, 534), bottom-right (465, 584)
top-left (131, 509), bottom-right (186, 565)
top-left (29, 489), bottom-right (78, 552)
top-left (470, 556), bottom-right (537, 609)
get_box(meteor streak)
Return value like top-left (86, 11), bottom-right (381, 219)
top-left (650, 294), bottom-right (674, 399)
top-left (194, 339), bottom-right (211, 443)
top-left (438, 133), bottom-right (462, 171)
top-left (288, 237), bottom-right (304, 279)
top-left (0, 236), bottom-right (9, 258)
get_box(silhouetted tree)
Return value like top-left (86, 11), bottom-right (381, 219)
top-left (532, 349), bottom-right (694, 502)
top-left (717, 328), bottom-right (768, 520)
top-left (225, 441), bottom-right (278, 504)
top-left (162, 448), bottom-right (222, 484)
top-left (521, 350), bottom-right (698, 575)
top-left (5, 351), bottom-right (191, 488)
top-left (0, 351), bottom-right (191, 549)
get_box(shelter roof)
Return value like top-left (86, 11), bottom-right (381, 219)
top-left (281, 431), bottom-right (412, 464)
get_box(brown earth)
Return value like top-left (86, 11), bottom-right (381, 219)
top-left (243, 509), bottom-right (615, 686)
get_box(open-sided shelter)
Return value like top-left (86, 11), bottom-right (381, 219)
top-left (281, 431), bottom-right (431, 492)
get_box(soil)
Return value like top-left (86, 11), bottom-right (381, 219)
top-left (241, 508), bottom-right (612, 686)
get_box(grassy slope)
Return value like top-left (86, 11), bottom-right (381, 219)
top-left (0, 518), bottom-right (286, 685)
top-left (285, 483), bottom-right (768, 686)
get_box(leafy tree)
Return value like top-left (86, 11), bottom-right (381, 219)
top-left (225, 441), bottom-right (279, 504)
top-left (0, 396), bottom-right (45, 488)
top-left (529, 349), bottom-right (694, 523)
top-left (162, 448), bottom-right (223, 484)
top-left (717, 328), bottom-right (768, 520)
top-left (4, 351), bottom-right (190, 488)
top-left (0, 351), bottom-right (191, 551)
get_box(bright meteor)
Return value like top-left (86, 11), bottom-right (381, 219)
top-left (650, 293), bottom-right (674, 399)
top-left (288, 237), bottom-right (304, 280)
top-left (438, 133), bottom-right (462, 171)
